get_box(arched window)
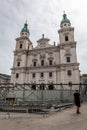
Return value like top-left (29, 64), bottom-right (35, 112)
top-left (22, 33), bottom-right (24, 35)
top-left (41, 60), bottom-right (44, 66)
top-left (17, 62), bottom-right (20, 67)
top-left (20, 44), bottom-right (22, 49)
top-left (33, 61), bottom-right (36, 67)
top-left (67, 70), bottom-right (72, 76)
top-left (16, 73), bottom-right (19, 78)
top-left (32, 73), bottom-right (35, 78)
top-left (40, 72), bottom-right (44, 78)
top-left (49, 60), bottom-right (53, 65)
top-left (65, 36), bottom-right (69, 41)
top-left (66, 57), bottom-right (70, 63)
top-left (49, 72), bottom-right (52, 78)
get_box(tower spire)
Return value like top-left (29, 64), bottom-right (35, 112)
top-left (60, 12), bottom-right (71, 26)
top-left (63, 11), bottom-right (67, 19)
top-left (20, 21), bottom-right (30, 37)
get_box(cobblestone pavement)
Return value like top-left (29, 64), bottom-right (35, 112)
top-left (0, 102), bottom-right (87, 130)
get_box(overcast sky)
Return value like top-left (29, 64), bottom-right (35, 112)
top-left (0, 0), bottom-right (87, 75)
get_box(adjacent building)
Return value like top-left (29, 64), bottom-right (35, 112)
top-left (11, 13), bottom-right (80, 89)
top-left (0, 73), bottom-right (11, 83)
top-left (80, 74), bottom-right (87, 94)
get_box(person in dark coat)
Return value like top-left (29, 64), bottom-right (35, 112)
top-left (74, 90), bottom-right (81, 114)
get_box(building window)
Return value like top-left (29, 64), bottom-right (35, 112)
top-left (16, 73), bottom-right (19, 78)
top-left (66, 57), bottom-right (70, 63)
top-left (40, 72), bottom-right (44, 78)
top-left (33, 61), bottom-right (36, 67)
top-left (32, 73), bottom-right (35, 78)
top-left (20, 44), bottom-right (22, 49)
top-left (49, 72), bottom-right (52, 77)
top-left (41, 60), bottom-right (44, 66)
top-left (17, 62), bottom-right (20, 67)
top-left (67, 70), bottom-right (72, 76)
top-left (22, 33), bottom-right (24, 35)
top-left (65, 36), bottom-right (69, 41)
top-left (49, 60), bottom-right (52, 65)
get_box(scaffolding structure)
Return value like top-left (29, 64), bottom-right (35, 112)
top-left (0, 83), bottom-right (86, 113)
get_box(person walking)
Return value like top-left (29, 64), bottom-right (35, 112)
top-left (74, 89), bottom-right (81, 114)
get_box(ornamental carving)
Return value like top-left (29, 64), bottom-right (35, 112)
top-left (65, 47), bottom-right (71, 56)
top-left (19, 40), bottom-right (23, 44)
top-left (32, 53), bottom-right (38, 57)
top-left (48, 57), bottom-right (53, 60)
top-left (17, 55), bottom-right (21, 61)
top-left (63, 32), bottom-right (69, 36)
top-left (48, 52), bottom-right (53, 56)
top-left (32, 58), bottom-right (38, 62)
top-left (40, 53), bottom-right (46, 59)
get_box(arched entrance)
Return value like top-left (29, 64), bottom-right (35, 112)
top-left (48, 84), bottom-right (54, 90)
top-left (31, 84), bottom-right (36, 90)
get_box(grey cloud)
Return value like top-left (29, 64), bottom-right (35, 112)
top-left (0, 0), bottom-right (87, 74)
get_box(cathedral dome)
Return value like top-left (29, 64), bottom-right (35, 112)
top-left (60, 13), bottom-right (70, 25)
top-left (21, 22), bottom-right (29, 34)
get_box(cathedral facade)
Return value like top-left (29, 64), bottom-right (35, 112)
top-left (11, 13), bottom-right (80, 89)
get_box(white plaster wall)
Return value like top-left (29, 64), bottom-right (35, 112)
top-left (21, 54), bottom-right (27, 67)
top-left (71, 47), bottom-right (77, 63)
top-left (60, 49), bottom-right (65, 63)
top-left (13, 55), bottom-right (17, 67)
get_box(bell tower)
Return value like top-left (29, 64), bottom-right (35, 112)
top-left (15, 21), bottom-right (33, 51)
top-left (58, 13), bottom-right (74, 44)
top-left (58, 13), bottom-right (80, 87)
top-left (11, 22), bottom-right (33, 84)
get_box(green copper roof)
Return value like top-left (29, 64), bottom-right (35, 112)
top-left (21, 22), bottom-right (29, 33)
top-left (60, 13), bottom-right (70, 25)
